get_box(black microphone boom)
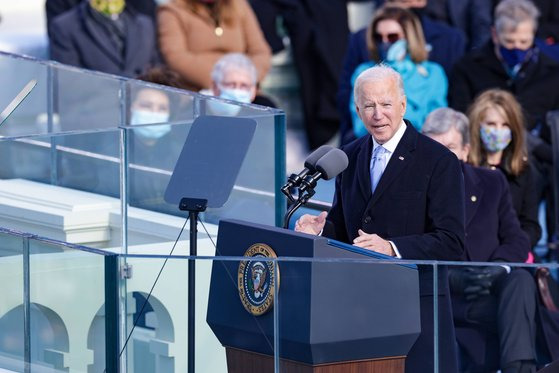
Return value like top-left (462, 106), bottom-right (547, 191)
top-left (281, 145), bottom-right (334, 201)
top-left (299, 149), bottom-right (349, 194)
top-left (282, 148), bottom-right (348, 229)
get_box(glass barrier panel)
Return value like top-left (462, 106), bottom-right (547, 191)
top-left (28, 237), bottom-right (108, 373)
top-left (445, 261), bottom-right (559, 373)
top-left (55, 67), bottom-right (123, 132)
top-left (0, 231), bottom-right (25, 372)
top-left (119, 254), bottom-right (279, 373)
top-left (0, 54), bottom-right (48, 138)
top-left (126, 80), bottom-right (197, 126)
top-left (0, 129), bottom-right (123, 250)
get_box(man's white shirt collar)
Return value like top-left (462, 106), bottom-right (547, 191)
top-left (371, 120), bottom-right (407, 155)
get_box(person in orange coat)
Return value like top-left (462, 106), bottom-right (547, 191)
top-left (157, 0), bottom-right (271, 91)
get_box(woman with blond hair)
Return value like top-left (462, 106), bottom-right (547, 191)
top-left (468, 88), bottom-right (542, 249)
top-left (157, 0), bottom-right (271, 91)
top-left (343, 6), bottom-right (447, 140)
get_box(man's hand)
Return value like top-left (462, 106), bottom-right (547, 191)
top-left (353, 229), bottom-right (395, 256)
top-left (294, 211), bottom-right (327, 235)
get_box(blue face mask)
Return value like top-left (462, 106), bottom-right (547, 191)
top-left (499, 46), bottom-right (530, 70)
top-left (131, 109), bottom-right (170, 125)
top-left (134, 125), bottom-right (171, 140)
top-left (480, 125), bottom-right (512, 152)
top-left (378, 39), bottom-right (407, 62)
top-left (206, 100), bottom-right (242, 116)
top-left (130, 109), bottom-right (171, 140)
top-left (219, 87), bottom-right (252, 104)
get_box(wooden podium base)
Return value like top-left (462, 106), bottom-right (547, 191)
top-left (225, 347), bottom-right (405, 373)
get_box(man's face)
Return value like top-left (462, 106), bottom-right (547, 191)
top-left (355, 78), bottom-right (406, 144)
top-left (492, 20), bottom-right (535, 50)
top-left (212, 68), bottom-right (256, 101)
top-left (427, 127), bottom-right (469, 161)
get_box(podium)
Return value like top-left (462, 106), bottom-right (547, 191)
top-left (207, 219), bottom-right (421, 372)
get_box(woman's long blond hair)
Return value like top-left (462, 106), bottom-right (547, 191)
top-left (467, 89), bottom-right (527, 176)
top-left (366, 6), bottom-right (428, 63)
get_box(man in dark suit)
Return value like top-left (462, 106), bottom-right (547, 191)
top-left (422, 108), bottom-right (537, 373)
top-left (49, 0), bottom-right (159, 78)
top-left (46, 0), bottom-right (157, 38)
top-left (296, 65), bottom-right (465, 372)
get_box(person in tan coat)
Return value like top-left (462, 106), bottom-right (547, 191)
top-left (157, 0), bottom-right (271, 91)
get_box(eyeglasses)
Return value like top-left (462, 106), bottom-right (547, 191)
top-left (373, 32), bottom-right (402, 44)
top-left (219, 81), bottom-right (253, 91)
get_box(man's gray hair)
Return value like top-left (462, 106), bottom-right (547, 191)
top-left (211, 53), bottom-right (257, 85)
top-left (422, 107), bottom-right (470, 145)
top-left (353, 64), bottom-right (405, 106)
top-left (495, 0), bottom-right (540, 35)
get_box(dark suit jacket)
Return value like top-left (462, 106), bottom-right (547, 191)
top-left (323, 121), bottom-right (465, 372)
top-left (494, 164), bottom-right (542, 248)
top-left (449, 41), bottom-right (559, 138)
top-left (49, 2), bottom-right (159, 78)
top-left (46, 0), bottom-right (157, 38)
top-left (461, 163), bottom-right (530, 263)
top-left (452, 163), bottom-right (531, 367)
top-left (446, 0), bottom-right (492, 49)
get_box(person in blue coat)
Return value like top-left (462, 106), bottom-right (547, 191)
top-left (347, 6), bottom-right (447, 139)
top-left (49, 0), bottom-right (159, 78)
top-left (296, 65), bottom-right (464, 373)
top-left (338, 3), bottom-right (459, 144)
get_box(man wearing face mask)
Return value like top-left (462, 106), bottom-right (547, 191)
top-left (49, 0), bottom-right (159, 77)
top-left (203, 53), bottom-right (276, 116)
top-left (449, 0), bottom-right (559, 248)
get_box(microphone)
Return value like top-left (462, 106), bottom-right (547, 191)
top-left (299, 148), bottom-right (349, 194)
top-left (281, 145), bottom-right (334, 200)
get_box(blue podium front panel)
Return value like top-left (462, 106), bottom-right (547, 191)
top-left (207, 219), bottom-right (420, 364)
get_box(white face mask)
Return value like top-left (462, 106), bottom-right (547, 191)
top-left (130, 109), bottom-right (170, 125)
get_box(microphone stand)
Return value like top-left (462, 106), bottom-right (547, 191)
top-left (283, 188), bottom-right (315, 229)
top-left (179, 197), bottom-right (207, 373)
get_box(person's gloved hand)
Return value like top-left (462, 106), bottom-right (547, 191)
top-left (449, 266), bottom-right (507, 301)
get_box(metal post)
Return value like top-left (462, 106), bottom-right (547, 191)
top-left (47, 66), bottom-right (58, 185)
top-left (105, 254), bottom-right (120, 373)
top-left (188, 210), bottom-right (197, 373)
top-left (433, 263), bottom-right (439, 373)
top-left (22, 236), bottom-right (30, 373)
top-left (273, 260), bottom-right (280, 373)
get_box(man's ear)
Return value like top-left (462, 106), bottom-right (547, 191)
top-left (250, 86), bottom-right (257, 102)
top-left (463, 143), bottom-right (471, 161)
top-left (491, 26), bottom-right (499, 46)
top-left (211, 82), bottom-right (220, 96)
top-left (355, 103), bottom-right (362, 120)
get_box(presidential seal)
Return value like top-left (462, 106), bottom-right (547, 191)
top-left (238, 243), bottom-right (279, 316)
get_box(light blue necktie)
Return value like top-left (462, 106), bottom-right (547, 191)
top-left (370, 145), bottom-right (387, 194)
